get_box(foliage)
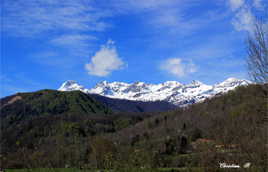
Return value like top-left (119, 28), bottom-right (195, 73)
top-left (1, 85), bottom-right (267, 170)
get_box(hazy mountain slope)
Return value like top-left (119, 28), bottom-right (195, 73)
top-left (90, 94), bottom-right (176, 113)
top-left (59, 78), bottom-right (251, 106)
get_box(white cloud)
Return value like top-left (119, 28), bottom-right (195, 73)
top-left (85, 40), bottom-right (124, 77)
top-left (232, 8), bottom-right (255, 33)
top-left (228, 0), bottom-right (244, 11)
top-left (2, 0), bottom-right (111, 36)
top-left (160, 58), bottom-right (197, 77)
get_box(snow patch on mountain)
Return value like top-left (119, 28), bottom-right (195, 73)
top-left (58, 78), bottom-right (251, 106)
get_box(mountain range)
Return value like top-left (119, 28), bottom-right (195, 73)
top-left (59, 77), bottom-right (251, 106)
top-left (1, 80), bottom-right (267, 169)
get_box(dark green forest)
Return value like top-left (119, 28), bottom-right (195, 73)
top-left (0, 84), bottom-right (267, 171)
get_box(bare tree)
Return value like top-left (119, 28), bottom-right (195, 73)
top-left (246, 21), bottom-right (268, 83)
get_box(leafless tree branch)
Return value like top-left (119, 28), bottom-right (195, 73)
top-left (247, 20), bottom-right (268, 83)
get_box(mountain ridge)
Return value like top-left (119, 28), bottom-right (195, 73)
top-left (0, 89), bottom-right (111, 120)
top-left (59, 78), bottom-right (251, 106)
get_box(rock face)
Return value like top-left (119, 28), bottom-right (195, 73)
top-left (58, 78), bottom-right (251, 106)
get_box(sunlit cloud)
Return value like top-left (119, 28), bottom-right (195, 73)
top-left (160, 58), bottom-right (197, 77)
top-left (85, 40), bottom-right (124, 77)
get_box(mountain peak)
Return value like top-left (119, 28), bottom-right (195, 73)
top-left (223, 77), bottom-right (240, 82)
top-left (58, 80), bottom-right (85, 92)
top-left (190, 80), bottom-right (203, 86)
top-left (133, 81), bottom-right (146, 86)
top-left (163, 81), bottom-right (182, 86)
top-left (62, 80), bottom-right (77, 85)
top-left (217, 77), bottom-right (250, 87)
top-left (97, 81), bottom-right (108, 86)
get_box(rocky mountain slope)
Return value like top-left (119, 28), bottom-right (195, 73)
top-left (59, 78), bottom-right (251, 106)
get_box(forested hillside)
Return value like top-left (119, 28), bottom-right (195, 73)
top-left (0, 90), bottom-right (156, 168)
top-left (1, 89), bottom-right (111, 119)
top-left (106, 84), bottom-right (267, 169)
top-left (0, 84), bottom-right (267, 171)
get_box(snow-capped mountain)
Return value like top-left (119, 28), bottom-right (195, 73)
top-left (58, 78), bottom-right (251, 106)
top-left (58, 80), bottom-right (87, 92)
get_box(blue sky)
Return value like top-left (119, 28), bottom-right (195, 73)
top-left (1, 0), bottom-right (267, 97)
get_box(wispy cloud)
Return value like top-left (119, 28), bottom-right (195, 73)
top-left (108, 0), bottom-right (209, 36)
top-left (110, 0), bottom-right (182, 12)
top-left (2, 0), bottom-right (110, 36)
top-left (85, 40), bottom-right (124, 77)
top-left (31, 51), bottom-right (75, 67)
top-left (228, 0), bottom-right (245, 11)
top-left (227, 0), bottom-right (266, 33)
top-left (252, 0), bottom-right (264, 9)
top-left (149, 9), bottom-right (228, 36)
top-left (160, 58), bottom-right (197, 77)
top-left (50, 34), bottom-right (96, 47)
top-left (49, 34), bottom-right (97, 58)
top-left (2, 0), bottom-right (112, 68)
top-left (149, 9), bottom-right (197, 35)
top-left (232, 8), bottom-right (255, 33)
